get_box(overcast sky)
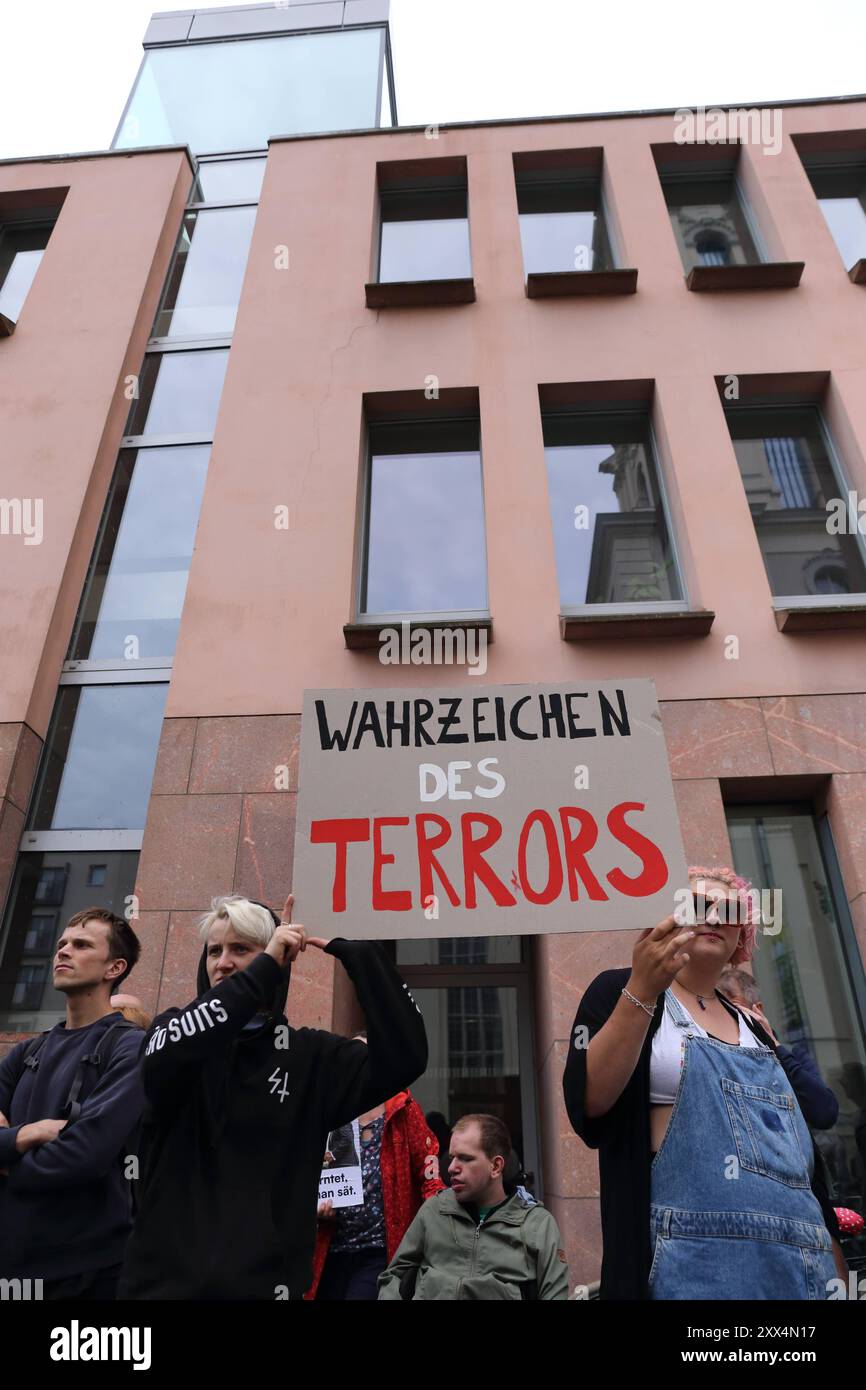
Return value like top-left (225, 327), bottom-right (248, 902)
top-left (1, 0), bottom-right (864, 159)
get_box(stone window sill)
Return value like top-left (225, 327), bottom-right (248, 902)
top-left (560, 608), bottom-right (715, 640)
top-left (365, 278), bottom-right (476, 309)
top-left (685, 262), bottom-right (804, 291)
top-left (525, 268), bottom-right (638, 298)
top-left (774, 601), bottom-right (866, 633)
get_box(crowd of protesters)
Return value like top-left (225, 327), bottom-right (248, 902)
top-left (0, 862), bottom-right (854, 1301)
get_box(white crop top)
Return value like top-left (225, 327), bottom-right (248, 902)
top-left (649, 995), bottom-right (762, 1104)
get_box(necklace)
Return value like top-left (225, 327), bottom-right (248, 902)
top-left (674, 982), bottom-right (716, 1012)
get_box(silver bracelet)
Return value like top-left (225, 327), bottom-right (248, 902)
top-left (622, 987), bottom-right (656, 1017)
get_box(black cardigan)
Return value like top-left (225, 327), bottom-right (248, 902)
top-left (562, 967), bottom-right (841, 1300)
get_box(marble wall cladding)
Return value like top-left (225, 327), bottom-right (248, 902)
top-left (133, 715), bottom-right (311, 1019)
top-left (761, 694), bottom-right (866, 775)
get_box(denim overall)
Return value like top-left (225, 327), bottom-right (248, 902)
top-left (649, 988), bottom-right (836, 1300)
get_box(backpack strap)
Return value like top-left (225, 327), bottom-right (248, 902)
top-left (62, 1017), bottom-right (140, 1125)
top-left (2, 1031), bottom-right (52, 1100)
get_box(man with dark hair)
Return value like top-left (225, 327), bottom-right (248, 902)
top-left (0, 907), bottom-right (145, 1298)
top-left (378, 1112), bottom-right (570, 1300)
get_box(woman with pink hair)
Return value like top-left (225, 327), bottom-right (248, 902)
top-left (563, 865), bottom-right (847, 1300)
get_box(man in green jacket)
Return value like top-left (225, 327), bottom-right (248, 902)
top-left (378, 1113), bottom-right (569, 1300)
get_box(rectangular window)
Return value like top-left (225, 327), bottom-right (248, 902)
top-left (378, 165), bottom-right (471, 283)
top-left (726, 405), bottom-right (866, 598)
top-left (29, 683), bottom-right (168, 831)
top-left (543, 410), bottom-right (683, 607)
top-left (0, 221), bottom-right (52, 322)
top-left (663, 169), bottom-right (762, 271)
top-left (192, 158), bottom-right (267, 205)
top-left (800, 156), bottom-right (866, 273)
top-left (726, 805), bottom-right (866, 1217)
top-left (0, 851), bottom-right (138, 1030)
top-left (125, 351), bottom-right (228, 438)
top-left (515, 160), bottom-right (613, 274)
top-left (361, 417), bottom-right (487, 616)
top-left (69, 445), bottom-right (210, 662)
top-left (87, 864), bottom-right (107, 887)
top-left (153, 207), bottom-right (257, 340)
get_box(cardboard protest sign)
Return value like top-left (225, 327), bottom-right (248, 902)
top-left (292, 679), bottom-right (687, 939)
top-left (318, 1119), bottom-right (363, 1208)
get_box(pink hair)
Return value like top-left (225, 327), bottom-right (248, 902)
top-left (687, 863), bottom-right (759, 964)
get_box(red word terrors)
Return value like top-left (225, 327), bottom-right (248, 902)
top-left (309, 800), bottom-right (668, 912)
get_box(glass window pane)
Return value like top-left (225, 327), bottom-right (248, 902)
top-left (154, 208), bottom-right (256, 339)
top-left (30, 684), bottom-right (168, 830)
top-left (665, 176), bottom-right (760, 270)
top-left (0, 851), bottom-right (139, 1030)
top-left (409, 985), bottom-right (524, 1161)
top-left (396, 936), bottom-right (522, 965)
top-left (727, 407), bottom-right (866, 597)
top-left (364, 423), bottom-right (487, 614)
top-left (70, 446), bottom-right (210, 661)
top-left (516, 179), bottom-right (613, 274)
top-left (114, 28), bottom-right (386, 155)
top-left (818, 197), bottom-right (866, 271)
top-left (193, 158), bottom-right (266, 204)
top-left (519, 210), bottom-right (612, 274)
top-left (727, 808), bottom-right (866, 1219)
top-left (543, 414), bottom-right (682, 606)
top-left (379, 218), bottom-right (471, 282)
top-left (0, 224), bottom-right (51, 321)
top-left (126, 351), bottom-right (228, 436)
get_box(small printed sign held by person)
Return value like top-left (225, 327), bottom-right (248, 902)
top-left (318, 1119), bottom-right (363, 1208)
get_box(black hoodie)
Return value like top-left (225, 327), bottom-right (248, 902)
top-left (118, 938), bottom-right (427, 1299)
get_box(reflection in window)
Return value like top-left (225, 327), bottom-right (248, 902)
top-left (193, 158), bottom-right (267, 204)
top-left (0, 851), bottom-right (139, 1029)
top-left (154, 207), bottom-right (256, 339)
top-left (378, 186), bottom-right (471, 283)
top-left (801, 160), bottom-right (866, 271)
top-left (126, 352), bottom-right (228, 437)
top-left (69, 446), bottom-right (210, 661)
top-left (113, 27), bottom-right (387, 154)
top-left (0, 223), bottom-right (52, 322)
top-left (30, 684), bottom-right (168, 831)
top-left (726, 406), bottom-right (866, 598)
top-left (362, 419), bottom-right (487, 615)
top-left (411, 984), bottom-right (523, 1161)
top-left (663, 172), bottom-right (761, 271)
top-left (727, 807), bottom-right (866, 1221)
top-left (543, 412), bottom-right (682, 606)
top-left (516, 173), bottom-right (613, 274)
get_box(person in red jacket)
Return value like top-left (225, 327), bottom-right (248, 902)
top-left (307, 1033), bottom-right (444, 1300)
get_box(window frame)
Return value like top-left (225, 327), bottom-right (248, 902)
top-left (375, 178), bottom-right (472, 285)
top-left (514, 166), bottom-right (620, 275)
top-left (354, 412), bottom-right (491, 625)
top-left (662, 164), bottom-right (769, 271)
top-left (395, 940), bottom-right (542, 1197)
top-left (724, 400), bottom-right (866, 608)
top-left (542, 405), bottom-right (690, 617)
